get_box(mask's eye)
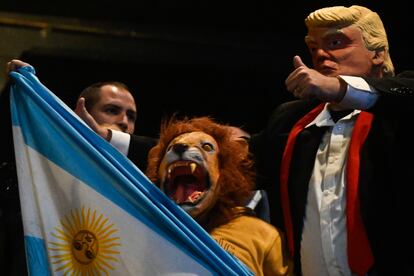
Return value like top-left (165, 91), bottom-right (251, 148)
top-left (202, 143), bottom-right (214, 152)
top-left (308, 46), bottom-right (317, 54)
top-left (328, 39), bottom-right (342, 48)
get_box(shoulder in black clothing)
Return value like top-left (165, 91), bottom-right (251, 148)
top-left (127, 135), bottom-right (158, 172)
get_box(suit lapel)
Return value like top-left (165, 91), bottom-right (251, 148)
top-left (289, 125), bottom-right (327, 254)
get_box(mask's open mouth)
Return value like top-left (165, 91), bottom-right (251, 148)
top-left (164, 161), bottom-right (209, 205)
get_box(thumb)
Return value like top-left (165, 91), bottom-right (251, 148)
top-left (293, 55), bottom-right (306, 69)
top-left (74, 98), bottom-right (101, 133)
top-left (75, 97), bottom-right (86, 115)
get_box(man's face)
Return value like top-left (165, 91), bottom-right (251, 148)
top-left (305, 25), bottom-right (378, 78)
top-left (89, 85), bottom-right (137, 134)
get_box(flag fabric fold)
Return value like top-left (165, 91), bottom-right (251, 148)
top-left (10, 67), bottom-right (252, 276)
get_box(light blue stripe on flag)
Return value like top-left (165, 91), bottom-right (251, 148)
top-left (25, 236), bottom-right (51, 276)
top-left (10, 67), bottom-right (252, 276)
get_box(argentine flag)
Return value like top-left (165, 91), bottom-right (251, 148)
top-left (10, 67), bottom-right (252, 275)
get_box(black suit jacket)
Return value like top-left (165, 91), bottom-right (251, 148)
top-left (127, 134), bottom-right (157, 172)
top-left (250, 72), bottom-right (414, 275)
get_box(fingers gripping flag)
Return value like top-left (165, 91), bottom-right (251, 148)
top-left (10, 67), bottom-right (252, 276)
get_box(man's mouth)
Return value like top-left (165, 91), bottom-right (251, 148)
top-left (163, 161), bottom-right (209, 205)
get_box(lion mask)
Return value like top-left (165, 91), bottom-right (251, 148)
top-left (146, 117), bottom-right (255, 230)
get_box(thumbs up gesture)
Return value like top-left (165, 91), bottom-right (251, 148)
top-left (285, 55), bottom-right (346, 103)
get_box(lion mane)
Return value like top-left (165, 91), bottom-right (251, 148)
top-left (146, 116), bottom-right (256, 230)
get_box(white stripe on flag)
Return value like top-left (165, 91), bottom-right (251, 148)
top-left (14, 125), bottom-right (212, 275)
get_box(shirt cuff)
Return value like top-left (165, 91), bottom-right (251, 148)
top-left (109, 130), bottom-right (131, 156)
top-left (338, 75), bottom-right (379, 110)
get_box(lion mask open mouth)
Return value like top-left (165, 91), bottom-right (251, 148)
top-left (164, 160), bottom-right (210, 206)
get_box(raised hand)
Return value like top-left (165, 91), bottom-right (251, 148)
top-left (6, 59), bottom-right (32, 74)
top-left (74, 97), bottom-right (121, 141)
top-left (285, 55), bottom-right (346, 103)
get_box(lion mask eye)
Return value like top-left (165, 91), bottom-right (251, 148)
top-left (202, 143), bottom-right (214, 152)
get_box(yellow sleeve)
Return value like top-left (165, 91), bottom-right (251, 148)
top-left (210, 215), bottom-right (292, 276)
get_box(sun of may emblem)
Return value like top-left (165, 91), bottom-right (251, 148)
top-left (48, 207), bottom-right (121, 274)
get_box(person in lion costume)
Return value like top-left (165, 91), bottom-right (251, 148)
top-left (146, 116), bottom-right (291, 275)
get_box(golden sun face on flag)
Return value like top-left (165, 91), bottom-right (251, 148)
top-left (48, 207), bottom-right (121, 274)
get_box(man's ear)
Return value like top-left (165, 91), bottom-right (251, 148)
top-left (372, 49), bottom-right (385, 65)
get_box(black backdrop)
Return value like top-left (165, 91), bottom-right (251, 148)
top-left (1, 1), bottom-right (413, 138)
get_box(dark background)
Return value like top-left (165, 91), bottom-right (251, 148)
top-left (1, 2), bottom-right (412, 274)
top-left (1, 1), bottom-right (413, 137)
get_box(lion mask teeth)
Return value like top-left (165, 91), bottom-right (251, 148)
top-left (164, 161), bottom-right (209, 205)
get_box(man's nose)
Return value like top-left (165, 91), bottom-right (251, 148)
top-left (117, 113), bottom-right (129, 132)
top-left (313, 47), bottom-right (330, 62)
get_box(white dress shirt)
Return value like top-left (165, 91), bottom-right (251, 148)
top-left (109, 130), bottom-right (131, 156)
top-left (300, 76), bottom-right (377, 276)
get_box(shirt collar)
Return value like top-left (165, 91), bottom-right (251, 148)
top-left (305, 103), bottom-right (361, 128)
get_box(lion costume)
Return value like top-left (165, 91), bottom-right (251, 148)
top-left (146, 116), bottom-right (290, 276)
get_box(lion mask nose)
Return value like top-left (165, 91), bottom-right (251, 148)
top-left (172, 143), bottom-right (188, 155)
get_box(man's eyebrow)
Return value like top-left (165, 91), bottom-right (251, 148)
top-left (103, 103), bottom-right (134, 110)
top-left (102, 103), bottom-right (120, 108)
top-left (321, 29), bottom-right (344, 39)
top-left (305, 29), bottom-right (344, 44)
top-left (233, 135), bottom-right (250, 143)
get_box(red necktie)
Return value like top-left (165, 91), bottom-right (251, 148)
top-left (280, 103), bottom-right (374, 276)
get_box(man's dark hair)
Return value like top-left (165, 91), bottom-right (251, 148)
top-left (78, 81), bottom-right (131, 112)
